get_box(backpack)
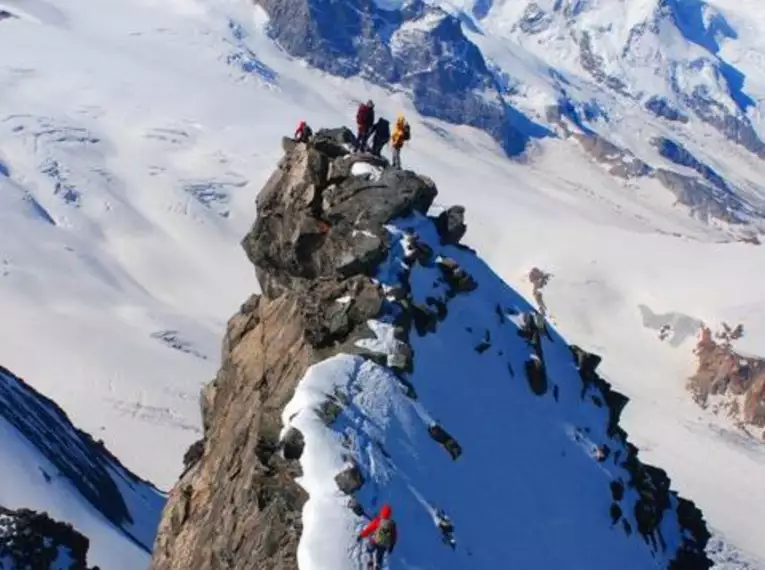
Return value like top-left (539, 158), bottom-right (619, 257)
top-left (374, 518), bottom-right (396, 549)
top-left (403, 123), bottom-right (411, 141)
top-left (375, 119), bottom-right (390, 141)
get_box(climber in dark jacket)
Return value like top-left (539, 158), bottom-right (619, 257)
top-left (355, 100), bottom-right (375, 152)
top-left (358, 504), bottom-right (397, 570)
top-left (370, 117), bottom-right (390, 157)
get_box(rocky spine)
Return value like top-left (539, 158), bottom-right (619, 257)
top-left (150, 128), bottom-right (711, 570)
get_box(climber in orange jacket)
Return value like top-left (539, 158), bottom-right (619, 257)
top-left (358, 504), bottom-right (397, 570)
top-left (390, 114), bottom-right (411, 170)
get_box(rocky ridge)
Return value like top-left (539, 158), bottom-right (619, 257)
top-left (150, 127), bottom-right (712, 569)
top-left (0, 507), bottom-right (96, 570)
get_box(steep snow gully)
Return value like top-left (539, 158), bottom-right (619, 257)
top-left (151, 129), bottom-right (712, 570)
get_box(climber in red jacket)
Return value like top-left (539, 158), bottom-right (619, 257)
top-left (354, 100), bottom-right (375, 153)
top-left (358, 504), bottom-right (397, 570)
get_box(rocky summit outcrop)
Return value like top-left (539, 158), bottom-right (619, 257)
top-left (149, 129), bottom-right (439, 570)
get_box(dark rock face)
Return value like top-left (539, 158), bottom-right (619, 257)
top-left (645, 96), bottom-right (689, 123)
top-left (0, 507), bottom-right (95, 570)
top-left (653, 169), bottom-right (743, 223)
top-left (652, 137), bottom-right (728, 192)
top-left (577, 32), bottom-right (631, 97)
top-left (335, 463), bottom-right (365, 495)
top-left (567, 346), bottom-right (712, 569)
top-left (280, 428), bottom-right (305, 461)
top-left (572, 132), bottom-right (651, 179)
top-left (151, 135), bottom-right (437, 570)
top-left (434, 205), bottom-right (467, 245)
top-left (252, 0), bottom-right (549, 156)
top-left (0, 366), bottom-right (162, 552)
top-left (243, 137), bottom-right (437, 299)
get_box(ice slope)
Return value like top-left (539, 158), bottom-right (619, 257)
top-left (281, 211), bottom-right (707, 570)
top-left (0, 365), bottom-right (164, 569)
top-left (0, 0), bottom-right (764, 566)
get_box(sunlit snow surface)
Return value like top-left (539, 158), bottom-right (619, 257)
top-left (284, 214), bottom-right (693, 569)
top-left (0, 0), bottom-right (764, 567)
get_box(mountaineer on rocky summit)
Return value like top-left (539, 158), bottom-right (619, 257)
top-left (370, 117), bottom-right (391, 158)
top-left (357, 504), bottom-right (398, 570)
top-left (355, 100), bottom-right (375, 152)
top-left (293, 120), bottom-right (313, 143)
top-left (390, 114), bottom-right (411, 169)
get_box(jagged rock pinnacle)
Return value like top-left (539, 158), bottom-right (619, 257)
top-left (150, 127), bottom-right (438, 570)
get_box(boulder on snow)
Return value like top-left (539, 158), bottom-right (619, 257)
top-left (280, 427), bottom-right (305, 461)
top-left (427, 423), bottom-right (462, 460)
top-left (411, 302), bottom-right (439, 336)
top-left (434, 206), bottom-right (467, 245)
top-left (404, 236), bottom-right (434, 265)
top-left (335, 462), bottom-right (365, 495)
top-left (437, 257), bottom-right (477, 294)
top-left (318, 397), bottom-right (344, 426)
top-left (387, 340), bottom-right (414, 372)
top-left (524, 356), bottom-right (548, 396)
top-left (182, 439), bottom-right (205, 473)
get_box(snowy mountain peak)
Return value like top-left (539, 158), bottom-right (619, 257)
top-left (150, 131), bottom-right (712, 570)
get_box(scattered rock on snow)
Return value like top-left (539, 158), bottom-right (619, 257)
top-left (528, 267), bottom-right (551, 315)
top-left (387, 340), bottom-right (413, 373)
top-left (427, 423), bottom-right (463, 460)
top-left (524, 355), bottom-right (548, 396)
top-left (411, 302), bottom-right (439, 336)
top-left (437, 257), bottom-right (477, 294)
top-left (280, 427), bottom-right (305, 461)
top-left (318, 396), bottom-right (344, 426)
top-left (474, 331), bottom-right (491, 354)
top-left (434, 205), bottom-right (467, 245)
top-left (335, 462), bottom-right (365, 495)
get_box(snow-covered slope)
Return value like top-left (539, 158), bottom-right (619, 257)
top-left (0, 366), bottom-right (164, 569)
top-left (1, 0), bottom-right (765, 567)
top-left (282, 207), bottom-right (710, 570)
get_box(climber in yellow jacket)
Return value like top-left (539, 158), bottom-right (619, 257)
top-left (390, 114), bottom-right (411, 170)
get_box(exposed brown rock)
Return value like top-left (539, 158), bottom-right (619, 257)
top-left (150, 295), bottom-right (312, 570)
top-left (689, 324), bottom-right (765, 427)
top-left (528, 267), bottom-right (551, 315)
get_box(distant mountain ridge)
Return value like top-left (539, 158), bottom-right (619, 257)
top-left (251, 0), bottom-right (765, 235)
